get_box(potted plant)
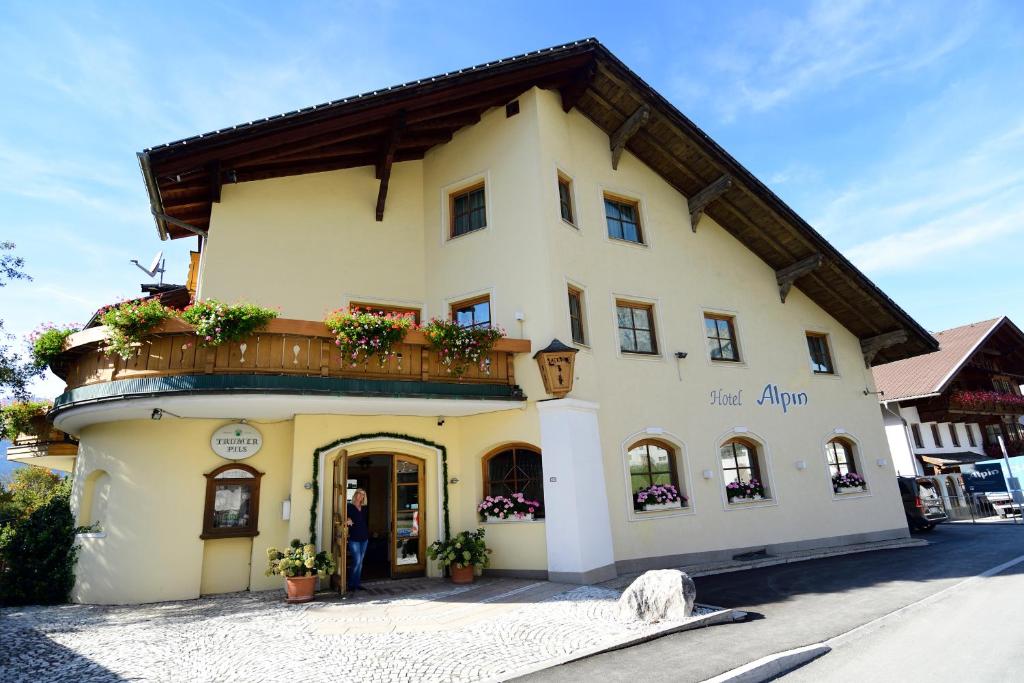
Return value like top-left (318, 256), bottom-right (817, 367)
top-left (426, 528), bottom-right (491, 584)
top-left (422, 318), bottom-right (505, 377)
top-left (265, 539), bottom-right (336, 603)
top-left (634, 484), bottom-right (686, 512)
top-left (726, 478), bottom-right (767, 503)
top-left (27, 323), bottom-right (80, 370)
top-left (181, 299), bottom-right (278, 347)
top-left (99, 299), bottom-right (175, 359)
top-left (833, 472), bottom-right (867, 494)
top-left (477, 493), bottom-right (541, 522)
top-left (324, 306), bottom-right (416, 367)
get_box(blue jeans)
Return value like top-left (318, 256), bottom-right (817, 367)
top-left (347, 539), bottom-right (368, 589)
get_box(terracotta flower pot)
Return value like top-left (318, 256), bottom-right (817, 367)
top-left (285, 574), bottom-right (318, 603)
top-left (450, 564), bottom-right (474, 584)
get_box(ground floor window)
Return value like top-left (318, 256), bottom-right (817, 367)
top-left (826, 437), bottom-right (867, 493)
top-left (721, 438), bottom-right (767, 502)
top-left (627, 439), bottom-right (685, 511)
top-left (202, 463), bottom-right (263, 539)
top-left (482, 445), bottom-right (544, 516)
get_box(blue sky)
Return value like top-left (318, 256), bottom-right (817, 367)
top-left (2, 0), bottom-right (1023, 399)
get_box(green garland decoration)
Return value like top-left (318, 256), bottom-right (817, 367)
top-left (309, 432), bottom-right (450, 546)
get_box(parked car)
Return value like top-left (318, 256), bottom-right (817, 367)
top-left (897, 476), bottom-right (948, 531)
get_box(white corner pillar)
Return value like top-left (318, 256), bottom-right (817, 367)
top-left (538, 398), bottom-right (617, 584)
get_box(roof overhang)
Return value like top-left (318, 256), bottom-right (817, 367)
top-left (920, 451), bottom-right (989, 467)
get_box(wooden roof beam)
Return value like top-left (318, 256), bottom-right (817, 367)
top-left (560, 61), bottom-right (596, 112)
top-left (375, 112), bottom-right (406, 222)
top-left (609, 104), bottom-right (649, 170)
top-left (861, 330), bottom-right (909, 367)
top-left (207, 161), bottom-right (222, 203)
top-left (776, 254), bottom-right (824, 303)
top-left (688, 175), bottom-right (732, 232)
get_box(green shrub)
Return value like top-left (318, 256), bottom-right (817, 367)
top-left (99, 299), bottom-right (174, 359)
top-left (0, 400), bottom-right (50, 441)
top-left (181, 300), bottom-right (278, 347)
top-left (27, 324), bottom-right (79, 369)
top-left (426, 528), bottom-right (491, 569)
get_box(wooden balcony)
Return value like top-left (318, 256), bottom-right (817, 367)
top-left (51, 319), bottom-right (530, 401)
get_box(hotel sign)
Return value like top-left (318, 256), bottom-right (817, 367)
top-left (211, 423), bottom-right (263, 460)
top-left (710, 383), bottom-right (809, 414)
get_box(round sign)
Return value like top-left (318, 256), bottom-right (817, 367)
top-left (211, 423), bottom-right (262, 460)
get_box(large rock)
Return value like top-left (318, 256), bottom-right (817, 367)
top-left (616, 569), bottom-right (696, 623)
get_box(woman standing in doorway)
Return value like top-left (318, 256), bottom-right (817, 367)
top-left (345, 488), bottom-right (369, 591)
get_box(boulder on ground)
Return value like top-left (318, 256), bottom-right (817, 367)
top-left (616, 569), bottom-right (696, 623)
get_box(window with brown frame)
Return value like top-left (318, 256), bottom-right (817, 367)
top-left (949, 424), bottom-right (961, 447)
top-left (558, 174), bottom-right (575, 225)
top-left (349, 302), bottom-right (421, 324)
top-left (604, 194), bottom-right (643, 243)
top-left (705, 313), bottom-right (740, 362)
top-left (449, 182), bottom-right (486, 238)
top-left (931, 424), bottom-right (943, 448)
top-left (482, 445), bottom-right (544, 515)
top-left (451, 295), bottom-right (491, 329)
top-left (616, 300), bottom-right (657, 354)
top-left (911, 424), bottom-right (924, 449)
top-left (966, 424), bottom-right (977, 447)
top-left (201, 463), bottom-right (263, 539)
top-left (720, 439), bottom-right (763, 486)
top-left (568, 286), bottom-right (586, 345)
top-left (825, 438), bottom-right (858, 477)
top-left (627, 439), bottom-right (684, 510)
top-left (806, 332), bottom-right (834, 374)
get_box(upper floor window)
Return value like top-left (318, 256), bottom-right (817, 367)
top-left (202, 463), bottom-right (263, 539)
top-left (558, 173), bottom-right (575, 225)
top-left (483, 445), bottom-right (544, 516)
top-left (949, 424), bottom-right (961, 448)
top-left (349, 302), bottom-right (421, 324)
top-left (616, 300), bottom-right (657, 355)
top-left (568, 286), bottom-right (586, 345)
top-left (628, 439), bottom-right (685, 511)
top-left (1009, 422), bottom-right (1024, 442)
top-left (705, 313), bottom-right (740, 362)
top-left (825, 438), bottom-right (858, 477)
top-left (604, 194), bottom-right (643, 244)
top-left (806, 333), bottom-right (834, 374)
top-left (911, 424), bottom-right (924, 449)
top-left (451, 295), bottom-right (491, 329)
top-left (985, 424), bottom-right (1002, 446)
top-left (967, 424), bottom-right (977, 447)
top-left (450, 183), bottom-right (486, 238)
top-left (994, 377), bottom-right (1017, 395)
top-left (931, 424), bottom-right (943, 448)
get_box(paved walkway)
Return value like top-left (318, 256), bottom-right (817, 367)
top-left (0, 577), bottom-right (725, 683)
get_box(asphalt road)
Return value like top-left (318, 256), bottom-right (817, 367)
top-left (519, 523), bottom-right (1024, 683)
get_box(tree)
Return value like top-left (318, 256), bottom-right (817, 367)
top-left (0, 241), bottom-right (37, 399)
top-left (0, 466), bottom-right (63, 521)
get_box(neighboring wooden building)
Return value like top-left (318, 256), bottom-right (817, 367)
top-left (32, 40), bottom-right (938, 605)
top-left (873, 317), bottom-right (1024, 477)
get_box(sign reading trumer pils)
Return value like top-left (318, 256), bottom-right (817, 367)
top-left (211, 423), bottom-right (263, 460)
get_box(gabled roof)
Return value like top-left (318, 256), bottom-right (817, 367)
top-left (137, 38), bottom-right (938, 365)
top-left (872, 317), bottom-right (1024, 401)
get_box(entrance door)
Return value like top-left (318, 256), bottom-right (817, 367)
top-left (331, 453), bottom-right (348, 593)
top-left (392, 454), bottom-right (426, 576)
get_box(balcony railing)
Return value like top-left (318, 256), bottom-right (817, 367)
top-left (52, 319), bottom-right (531, 394)
top-left (948, 390), bottom-right (1024, 416)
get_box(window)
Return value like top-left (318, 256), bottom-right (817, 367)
top-left (451, 295), bottom-right (491, 329)
top-left (1009, 422), bottom-right (1024, 442)
top-left (949, 424), bottom-right (961, 448)
top-left (720, 439), bottom-right (762, 485)
top-left (482, 445), bottom-right (544, 516)
top-left (557, 174), bottom-right (575, 225)
top-left (705, 313), bottom-right (740, 362)
top-left (825, 438), bottom-right (858, 477)
top-left (616, 300), bottom-right (657, 354)
top-left (967, 424), bottom-right (977, 447)
top-left (450, 183), bottom-right (486, 238)
top-left (931, 424), bottom-right (943, 448)
top-left (993, 377), bottom-right (1015, 394)
top-left (567, 286), bottom-right (586, 345)
top-left (349, 302), bottom-right (421, 324)
top-left (628, 440), bottom-right (683, 510)
top-left (985, 424), bottom-right (1003, 446)
top-left (911, 424), bottom-right (924, 449)
top-left (604, 194), bottom-right (643, 243)
top-left (806, 333), bottom-right (834, 374)
top-left (77, 469), bottom-right (111, 528)
top-left (202, 463), bottom-right (263, 539)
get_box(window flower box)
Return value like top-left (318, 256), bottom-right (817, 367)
top-left (478, 493), bottom-right (541, 522)
top-left (726, 478), bottom-right (766, 503)
top-left (639, 500), bottom-right (683, 512)
top-left (832, 473), bottom-right (866, 494)
top-left (633, 484), bottom-right (686, 512)
top-left (485, 513), bottom-right (535, 523)
top-left (729, 494), bottom-right (766, 503)
top-left (836, 486), bottom-right (866, 495)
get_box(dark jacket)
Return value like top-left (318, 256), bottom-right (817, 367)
top-left (347, 502), bottom-right (369, 542)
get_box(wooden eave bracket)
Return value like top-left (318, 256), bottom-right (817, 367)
top-left (207, 160), bottom-right (222, 203)
top-left (559, 61), bottom-right (597, 113)
top-left (776, 254), bottom-right (824, 303)
top-left (688, 175), bottom-right (733, 232)
top-left (610, 104), bottom-right (650, 170)
top-left (375, 111), bottom-right (406, 222)
top-left (860, 330), bottom-right (909, 367)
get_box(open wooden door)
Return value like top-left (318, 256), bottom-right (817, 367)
top-left (392, 454), bottom-right (426, 576)
top-left (331, 452), bottom-right (348, 593)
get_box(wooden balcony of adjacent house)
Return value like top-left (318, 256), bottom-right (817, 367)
top-left (6, 422), bottom-right (79, 472)
top-left (917, 390), bottom-right (1024, 422)
top-left (48, 319), bottom-right (531, 423)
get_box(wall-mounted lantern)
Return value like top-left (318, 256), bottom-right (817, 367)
top-left (534, 339), bottom-right (578, 398)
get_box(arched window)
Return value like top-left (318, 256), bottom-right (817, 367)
top-left (720, 439), bottom-right (762, 484)
top-left (482, 445), bottom-right (544, 515)
top-left (825, 438), bottom-right (858, 477)
top-left (77, 469), bottom-right (110, 528)
top-left (628, 439), bottom-right (684, 510)
top-left (202, 463), bottom-right (263, 539)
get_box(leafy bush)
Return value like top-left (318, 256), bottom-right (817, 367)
top-left (0, 477), bottom-right (80, 606)
top-left (99, 299), bottom-right (174, 359)
top-left (27, 324), bottom-right (79, 369)
top-left (426, 528), bottom-right (491, 569)
top-left (422, 319), bottom-right (504, 377)
top-left (181, 300), bottom-right (278, 347)
top-left (0, 400), bottom-right (50, 441)
top-left (324, 307), bottom-right (415, 367)
top-left (265, 538), bottom-right (336, 577)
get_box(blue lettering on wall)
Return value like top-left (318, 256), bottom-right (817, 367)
top-left (756, 384), bottom-right (809, 414)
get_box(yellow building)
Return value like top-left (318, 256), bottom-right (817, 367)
top-left (22, 40), bottom-right (939, 605)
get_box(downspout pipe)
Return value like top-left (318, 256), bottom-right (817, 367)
top-left (137, 151), bottom-right (169, 241)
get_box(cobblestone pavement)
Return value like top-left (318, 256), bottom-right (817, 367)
top-left (0, 578), bottom-right (719, 683)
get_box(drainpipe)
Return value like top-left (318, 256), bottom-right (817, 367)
top-left (882, 401), bottom-right (922, 477)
